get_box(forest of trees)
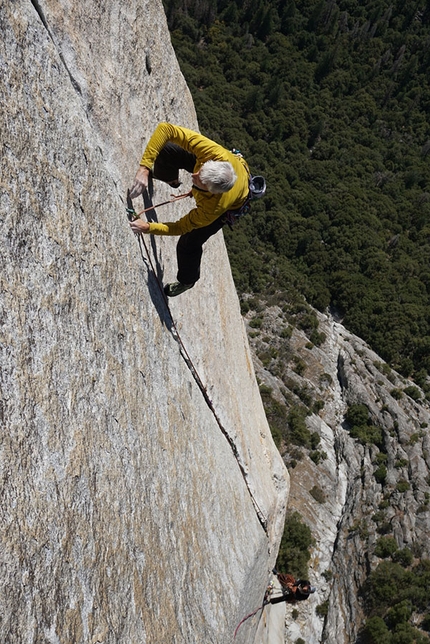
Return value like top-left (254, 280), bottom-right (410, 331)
top-left (162, 0), bottom-right (430, 389)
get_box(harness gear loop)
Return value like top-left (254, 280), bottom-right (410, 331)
top-left (265, 580), bottom-right (275, 601)
top-left (223, 174), bottom-right (266, 228)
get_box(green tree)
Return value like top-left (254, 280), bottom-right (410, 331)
top-left (375, 537), bottom-right (398, 559)
top-left (362, 616), bottom-right (390, 644)
top-left (163, 0), bottom-right (430, 377)
top-left (386, 600), bottom-right (413, 628)
top-left (276, 511), bottom-right (314, 578)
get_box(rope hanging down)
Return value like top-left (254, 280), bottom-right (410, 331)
top-left (233, 581), bottom-right (274, 639)
top-left (126, 191), bottom-right (268, 535)
top-left (233, 603), bottom-right (267, 640)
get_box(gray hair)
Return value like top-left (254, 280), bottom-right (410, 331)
top-left (199, 160), bottom-right (237, 193)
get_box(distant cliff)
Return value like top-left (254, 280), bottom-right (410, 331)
top-left (246, 300), bottom-right (430, 643)
top-left (0, 2), bottom-right (288, 642)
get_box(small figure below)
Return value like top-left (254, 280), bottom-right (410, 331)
top-left (233, 570), bottom-right (316, 638)
top-left (269, 568), bottom-right (316, 604)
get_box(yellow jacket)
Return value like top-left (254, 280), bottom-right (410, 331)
top-left (139, 122), bottom-right (250, 236)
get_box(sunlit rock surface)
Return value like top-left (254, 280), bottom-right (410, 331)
top-left (0, 2), bottom-right (288, 642)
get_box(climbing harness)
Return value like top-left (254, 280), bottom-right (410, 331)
top-left (223, 175), bottom-right (266, 227)
top-left (125, 191), bottom-right (268, 535)
top-left (233, 581), bottom-right (274, 639)
top-left (224, 150), bottom-right (266, 227)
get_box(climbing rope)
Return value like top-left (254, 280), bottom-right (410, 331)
top-left (126, 190), bottom-right (192, 220)
top-left (127, 193), bottom-right (268, 534)
top-left (233, 581), bottom-right (274, 639)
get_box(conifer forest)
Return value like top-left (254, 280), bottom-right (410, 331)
top-left (163, 0), bottom-right (430, 389)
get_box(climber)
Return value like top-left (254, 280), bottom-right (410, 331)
top-left (128, 122), bottom-right (252, 297)
top-left (269, 569), bottom-right (316, 604)
top-left (233, 572), bottom-right (316, 639)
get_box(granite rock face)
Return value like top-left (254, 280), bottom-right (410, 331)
top-left (0, 2), bottom-right (288, 643)
top-left (246, 303), bottom-right (430, 643)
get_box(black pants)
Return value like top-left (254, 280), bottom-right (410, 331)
top-left (176, 214), bottom-right (226, 284)
top-left (153, 142), bottom-right (196, 184)
top-left (153, 143), bottom-right (226, 285)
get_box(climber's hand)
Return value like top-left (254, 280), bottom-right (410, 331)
top-left (129, 166), bottom-right (150, 199)
top-left (129, 218), bottom-right (150, 235)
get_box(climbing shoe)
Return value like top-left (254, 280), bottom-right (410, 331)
top-left (164, 281), bottom-right (195, 297)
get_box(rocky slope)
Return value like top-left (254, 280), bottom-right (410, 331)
top-left (245, 298), bottom-right (430, 643)
top-left (0, 2), bottom-right (288, 643)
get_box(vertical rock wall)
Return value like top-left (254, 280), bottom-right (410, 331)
top-left (0, 2), bottom-right (288, 642)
